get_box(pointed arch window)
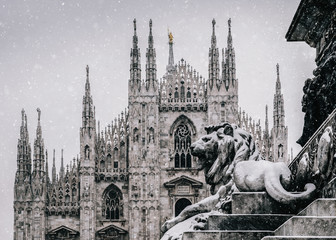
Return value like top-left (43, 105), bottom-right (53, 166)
top-left (102, 185), bottom-right (123, 221)
top-left (106, 154), bottom-right (112, 170)
top-left (174, 124), bottom-right (192, 168)
top-left (180, 85), bottom-right (185, 101)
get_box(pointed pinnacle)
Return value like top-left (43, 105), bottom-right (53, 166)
top-left (133, 18), bottom-right (137, 34)
top-left (149, 19), bottom-right (152, 33)
top-left (21, 109), bottom-right (25, 126)
top-left (37, 108), bottom-right (41, 123)
top-left (53, 149), bottom-right (56, 166)
top-left (46, 150), bottom-right (48, 167)
top-left (85, 65), bottom-right (91, 93)
top-left (276, 63), bottom-right (280, 79)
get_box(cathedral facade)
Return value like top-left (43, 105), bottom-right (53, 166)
top-left (13, 19), bottom-right (287, 240)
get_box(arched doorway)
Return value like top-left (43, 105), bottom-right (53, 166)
top-left (175, 198), bottom-right (192, 217)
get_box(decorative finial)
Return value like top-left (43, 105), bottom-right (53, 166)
top-left (86, 65), bottom-right (89, 78)
top-left (276, 63), bottom-right (280, 78)
top-left (149, 19), bottom-right (152, 31)
top-left (37, 108), bottom-right (41, 122)
top-left (212, 18), bottom-right (216, 27)
top-left (21, 109), bottom-right (25, 125)
top-left (133, 18), bottom-right (137, 34)
top-left (168, 30), bottom-right (173, 44)
top-left (228, 18), bottom-right (231, 29)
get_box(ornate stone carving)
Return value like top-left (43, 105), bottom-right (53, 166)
top-left (161, 123), bottom-right (316, 234)
top-left (297, 50), bottom-right (336, 146)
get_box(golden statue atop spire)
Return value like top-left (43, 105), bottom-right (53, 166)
top-left (168, 30), bottom-right (173, 44)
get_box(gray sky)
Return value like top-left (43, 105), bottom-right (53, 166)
top-left (0, 0), bottom-right (316, 238)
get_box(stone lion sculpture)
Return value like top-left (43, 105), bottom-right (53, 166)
top-left (161, 122), bottom-right (316, 234)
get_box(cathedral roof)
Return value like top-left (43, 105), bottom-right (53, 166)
top-left (159, 58), bottom-right (207, 112)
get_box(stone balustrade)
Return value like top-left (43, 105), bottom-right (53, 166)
top-left (289, 108), bottom-right (336, 195)
top-left (95, 168), bottom-right (129, 182)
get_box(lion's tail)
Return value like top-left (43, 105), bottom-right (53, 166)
top-left (265, 170), bottom-right (316, 205)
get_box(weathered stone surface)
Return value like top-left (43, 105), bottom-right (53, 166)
top-left (161, 212), bottom-right (214, 240)
top-left (182, 230), bottom-right (274, 240)
top-left (162, 123), bottom-right (315, 234)
top-left (289, 108), bottom-right (336, 195)
top-left (232, 192), bottom-right (292, 214)
top-left (263, 237), bottom-right (336, 240)
top-left (298, 198), bottom-right (336, 216)
top-left (286, 0), bottom-right (336, 146)
top-left (207, 214), bottom-right (291, 231)
top-left (275, 217), bottom-right (336, 236)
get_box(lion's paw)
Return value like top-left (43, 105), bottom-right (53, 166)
top-left (161, 219), bottom-right (175, 233)
top-left (193, 215), bottom-right (208, 230)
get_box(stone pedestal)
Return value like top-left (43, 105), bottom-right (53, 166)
top-left (232, 192), bottom-right (293, 214)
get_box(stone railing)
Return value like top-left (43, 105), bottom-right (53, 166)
top-left (46, 202), bottom-right (80, 216)
top-left (95, 168), bottom-right (128, 182)
top-left (159, 99), bottom-right (207, 112)
top-left (289, 108), bottom-right (336, 196)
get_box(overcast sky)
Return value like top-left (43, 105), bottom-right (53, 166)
top-left (0, 0), bottom-right (316, 238)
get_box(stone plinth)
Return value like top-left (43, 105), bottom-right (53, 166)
top-left (182, 230), bottom-right (274, 240)
top-left (232, 192), bottom-right (293, 214)
top-left (207, 214), bottom-right (291, 231)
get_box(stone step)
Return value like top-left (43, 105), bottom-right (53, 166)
top-left (275, 216), bottom-right (336, 236)
top-left (207, 214), bottom-right (292, 231)
top-left (298, 198), bottom-right (336, 216)
top-left (182, 230), bottom-right (274, 240)
top-left (262, 237), bottom-right (336, 240)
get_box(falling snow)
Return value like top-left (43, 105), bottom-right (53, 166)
top-left (0, 0), bottom-right (316, 239)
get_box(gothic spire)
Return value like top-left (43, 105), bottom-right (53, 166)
top-left (223, 18), bottom-right (237, 91)
top-left (227, 18), bottom-right (233, 48)
top-left (167, 29), bottom-right (175, 72)
top-left (148, 19), bottom-right (153, 48)
top-left (82, 65), bottom-right (95, 134)
top-left (133, 18), bottom-right (138, 49)
top-left (276, 63), bottom-right (281, 94)
top-left (16, 109), bottom-right (31, 182)
top-left (52, 149), bottom-right (56, 183)
top-left (265, 105), bottom-right (269, 134)
top-left (85, 65), bottom-right (90, 94)
top-left (208, 19), bottom-right (220, 91)
top-left (45, 150), bottom-right (49, 183)
top-left (60, 149), bottom-right (65, 179)
top-left (146, 19), bottom-right (157, 91)
top-left (33, 108), bottom-right (45, 176)
top-left (130, 18), bottom-right (141, 91)
top-left (211, 18), bottom-right (217, 47)
top-left (36, 108), bottom-right (42, 141)
top-left (273, 63), bottom-right (285, 133)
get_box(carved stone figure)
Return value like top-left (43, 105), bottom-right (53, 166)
top-left (161, 122), bottom-right (316, 234)
top-left (313, 126), bottom-right (334, 183)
